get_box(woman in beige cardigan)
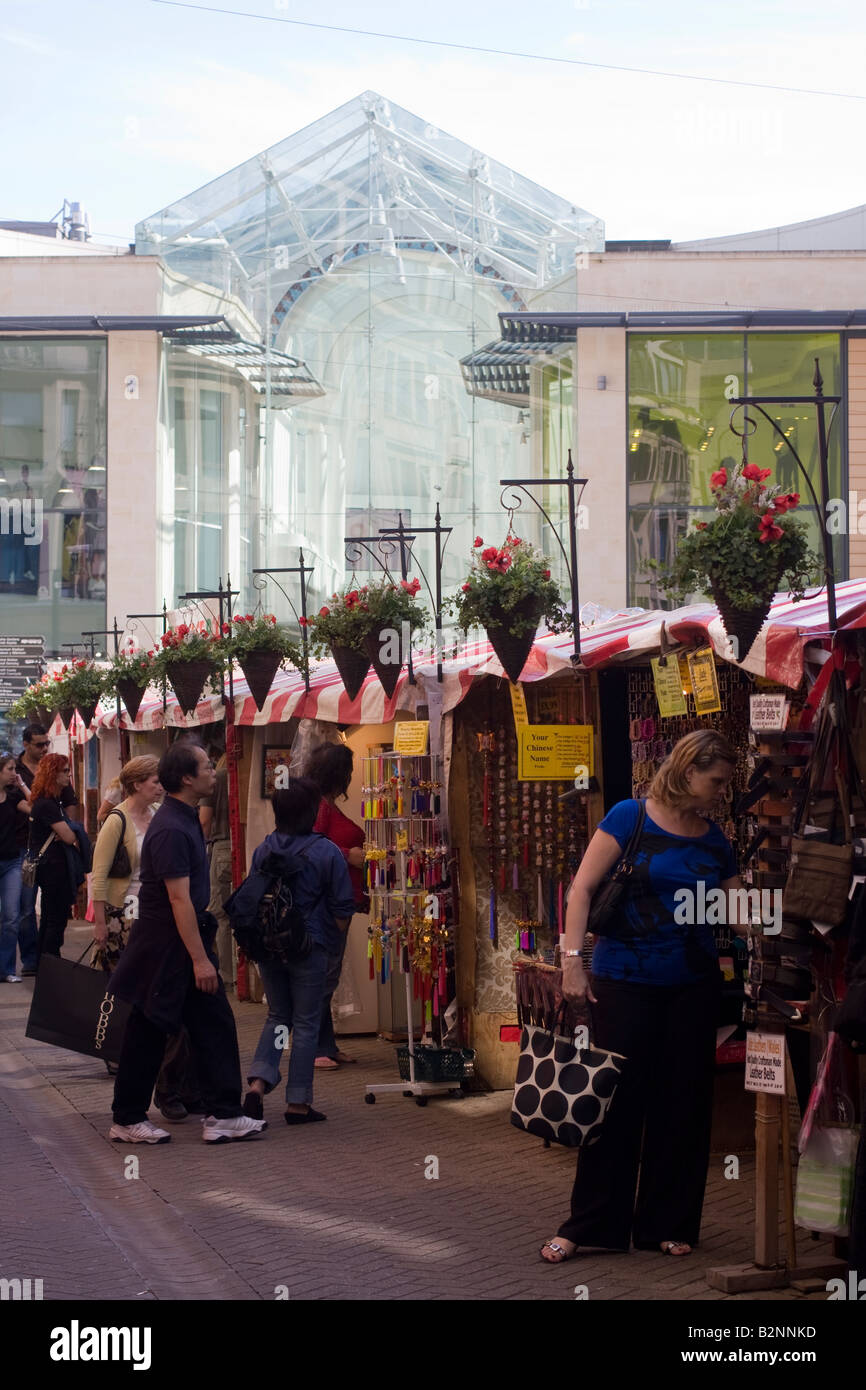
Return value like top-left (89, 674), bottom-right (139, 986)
top-left (92, 756), bottom-right (161, 950)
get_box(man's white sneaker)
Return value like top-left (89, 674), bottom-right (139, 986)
top-left (201, 1114), bottom-right (267, 1143)
top-left (109, 1120), bottom-right (171, 1144)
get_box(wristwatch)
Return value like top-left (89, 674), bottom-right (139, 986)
top-left (562, 949), bottom-right (583, 958)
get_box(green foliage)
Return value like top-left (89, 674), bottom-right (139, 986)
top-left (214, 613), bottom-right (301, 666)
top-left (649, 463), bottom-right (820, 611)
top-left (446, 534), bottom-right (571, 637)
top-left (305, 577), bottom-right (428, 656)
top-left (107, 646), bottom-right (159, 689)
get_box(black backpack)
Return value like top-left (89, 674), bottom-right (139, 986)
top-left (224, 841), bottom-right (316, 966)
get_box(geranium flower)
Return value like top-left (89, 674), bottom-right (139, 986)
top-left (743, 463), bottom-right (773, 483)
top-left (461, 583), bottom-right (471, 593)
top-left (773, 492), bottom-right (799, 512)
top-left (319, 606), bottom-right (330, 618)
top-left (474, 536), bottom-right (483, 548)
top-left (481, 546), bottom-right (499, 563)
top-left (710, 468), bottom-right (727, 489)
top-left (400, 577), bottom-right (421, 596)
top-left (298, 616), bottom-right (308, 627)
top-left (543, 569), bottom-right (551, 579)
top-left (758, 512), bottom-right (784, 543)
top-left (695, 521), bottom-right (708, 530)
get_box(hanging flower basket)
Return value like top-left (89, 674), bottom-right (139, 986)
top-left (75, 700), bottom-right (100, 730)
top-left (363, 631), bottom-right (403, 699)
top-left (484, 594), bottom-right (545, 683)
top-left (33, 704), bottom-right (56, 729)
top-left (58, 705), bottom-right (76, 729)
top-left (237, 648), bottom-right (284, 711)
top-left (648, 461), bottom-right (820, 662)
top-left (329, 643), bottom-right (371, 702)
top-left (164, 658), bottom-right (217, 716)
top-left (307, 579), bottom-right (427, 700)
top-left (447, 534), bottom-right (569, 683)
top-left (116, 678), bottom-right (147, 726)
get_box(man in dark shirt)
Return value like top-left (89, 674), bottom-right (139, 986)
top-left (15, 725), bottom-right (78, 975)
top-left (108, 742), bottom-right (267, 1146)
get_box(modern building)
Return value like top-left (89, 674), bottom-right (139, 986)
top-left (3, 96), bottom-right (866, 671)
top-left (464, 205), bottom-right (866, 612)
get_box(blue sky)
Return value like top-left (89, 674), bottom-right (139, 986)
top-left (2, 0), bottom-right (865, 244)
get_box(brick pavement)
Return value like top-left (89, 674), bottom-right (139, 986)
top-left (0, 923), bottom-right (834, 1302)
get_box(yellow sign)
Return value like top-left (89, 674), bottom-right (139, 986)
top-left (651, 657), bottom-right (687, 718)
top-left (677, 652), bottom-right (693, 695)
top-left (393, 721), bottom-right (429, 755)
top-left (509, 683), bottom-right (529, 729)
top-left (518, 725), bottom-right (594, 781)
top-left (687, 647), bottom-right (722, 715)
top-left (395, 829), bottom-right (409, 852)
top-left (536, 690), bottom-right (562, 724)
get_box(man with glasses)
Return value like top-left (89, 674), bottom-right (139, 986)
top-left (15, 725), bottom-right (80, 975)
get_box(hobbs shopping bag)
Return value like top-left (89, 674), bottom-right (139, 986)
top-left (511, 1007), bottom-right (626, 1148)
top-left (25, 949), bottom-right (131, 1065)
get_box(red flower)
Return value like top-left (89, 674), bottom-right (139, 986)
top-left (506, 535), bottom-right (522, 547)
top-left (400, 577), bottom-right (420, 596)
top-left (543, 569), bottom-right (551, 579)
top-left (461, 583), bottom-right (471, 592)
top-left (481, 546), bottom-right (498, 563)
top-left (473, 536), bottom-right (483, 548)
top-left (743, 463), bottom-right (772, 483)
top-left (710, 468), bottom-right (727, 490)
top-left (758, 512), bottom-right (784, 544)
top-left (773, 492), bottom-right (800, 513)
top-left (695, 522), bottom-right (708, 531)
top-left (221, 622), bottom-right (231, 634)
top-left (298, 616), bottom-right (308, 627)
top-left (319, 606), bottom-right (330, 618)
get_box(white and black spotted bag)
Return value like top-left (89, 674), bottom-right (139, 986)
top-left (510, 1020), bottom-right (626, 1149)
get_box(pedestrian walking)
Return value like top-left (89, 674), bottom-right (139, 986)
top-left (243, 778), bottom-right (355, 1125)
top-left (107, 742), bottom-right (266, 1145)
top-left (15, 725), bottom-right (77, 974)
top-left (304, 742), bottom-right (366, 1068)
top-left (0, 753), bottom-right (31, 982)
top-left (540, 730), bottom-right (747, 1264)
top-left (27, 753), bottom-right (86, 960)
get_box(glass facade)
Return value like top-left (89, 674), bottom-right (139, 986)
top-left (0, 338), bottom-right (106, 660)
top-left (628, 332), bottom-right (845, 606)
top-left (158, 346), bottom-right (260, 613)
top-left (139, 92), bottom-right (603, 623)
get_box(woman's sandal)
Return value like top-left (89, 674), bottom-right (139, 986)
top-left (539, 1239), bottom-right (577, 1263)
top-left (660, 1241), bottom-right (692, 1256)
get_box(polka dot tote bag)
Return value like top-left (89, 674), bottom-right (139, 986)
top-left (510, 1011), bottom-right (626, 1148)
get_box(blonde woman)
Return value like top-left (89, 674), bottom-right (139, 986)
top-left (92, 757), bottom-right (161, 952)
top-left (540, 730), bottom-right (748, 1265)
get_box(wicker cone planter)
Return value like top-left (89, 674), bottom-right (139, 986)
top-left (76, 701), bottom-right (100, 730)
top-left (116, 679), bottom-right (147, 726)
top-left (58, 705), bottom-right (76, 730)
top-left (363, 630), bottom-right (404, 700)
top-left (164, 659), bottom-right (216, 716)
top-left (484, 595), bottom-right (544, 684)
top-left (712, 587), bottom-right (776, 662)
top-left (33, 705), bottom-right (55, 729)
top-left (237, 648), bottom-right (283, 712)
top-left (329, 643), bottom-right (371, 702)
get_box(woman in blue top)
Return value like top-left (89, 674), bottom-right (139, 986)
top-left (540, 729), bottom-right (747, 1264)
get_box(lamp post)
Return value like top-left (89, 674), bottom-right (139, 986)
top-left (500, 449), bottom-right (588, 664)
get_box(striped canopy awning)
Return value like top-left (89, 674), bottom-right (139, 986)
top-left (90, 579), bottom-right (866, 736)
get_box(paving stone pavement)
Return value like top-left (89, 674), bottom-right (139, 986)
top-left (0, 925), bottom-right (834, 1302)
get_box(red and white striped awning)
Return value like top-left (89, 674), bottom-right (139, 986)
top-left (91, 579), bottom-right (866, 735)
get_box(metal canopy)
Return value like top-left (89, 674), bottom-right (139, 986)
top-left (165, 333), bottom-right (325, 401)
top-left (460, 338), bottom-right (570, 405)
top-left (0, 314), bottom-right (230, 333)
top-left (136, 91), bottom-right (604, 337)
top-left (499, 309), bottom-right (866, 340)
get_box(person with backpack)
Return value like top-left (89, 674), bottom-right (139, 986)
top-left (240, 778), bottom-right (355, 1125)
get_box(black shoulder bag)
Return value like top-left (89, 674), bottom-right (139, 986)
top-left (106, 810), bottom-right (132, 879)
top-left (587, 799), bottom-right (647, 938)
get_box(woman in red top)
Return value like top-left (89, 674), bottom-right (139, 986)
top-left (306, 743), bottom-right (366, 1067)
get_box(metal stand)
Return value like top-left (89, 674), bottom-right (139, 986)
top-left (364, 967), bottom-right (460, 1107)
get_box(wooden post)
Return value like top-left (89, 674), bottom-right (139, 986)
top-left (754, 1090), bottom-right (781, 1267)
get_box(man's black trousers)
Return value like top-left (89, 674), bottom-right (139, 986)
top-left (112, 979), bottom-right (243, 1124)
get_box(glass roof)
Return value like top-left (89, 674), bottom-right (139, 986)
top-left (136, 91), bottom-right (604, 337)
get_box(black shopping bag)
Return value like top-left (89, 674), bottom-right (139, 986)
top-left (25, 951), bottom-right (131, 1064)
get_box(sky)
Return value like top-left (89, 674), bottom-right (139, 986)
top-left (2, 0), bottom-right (865, 246)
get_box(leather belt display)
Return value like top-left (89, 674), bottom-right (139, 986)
top-left (748, 959), bottom-right (812, 994)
